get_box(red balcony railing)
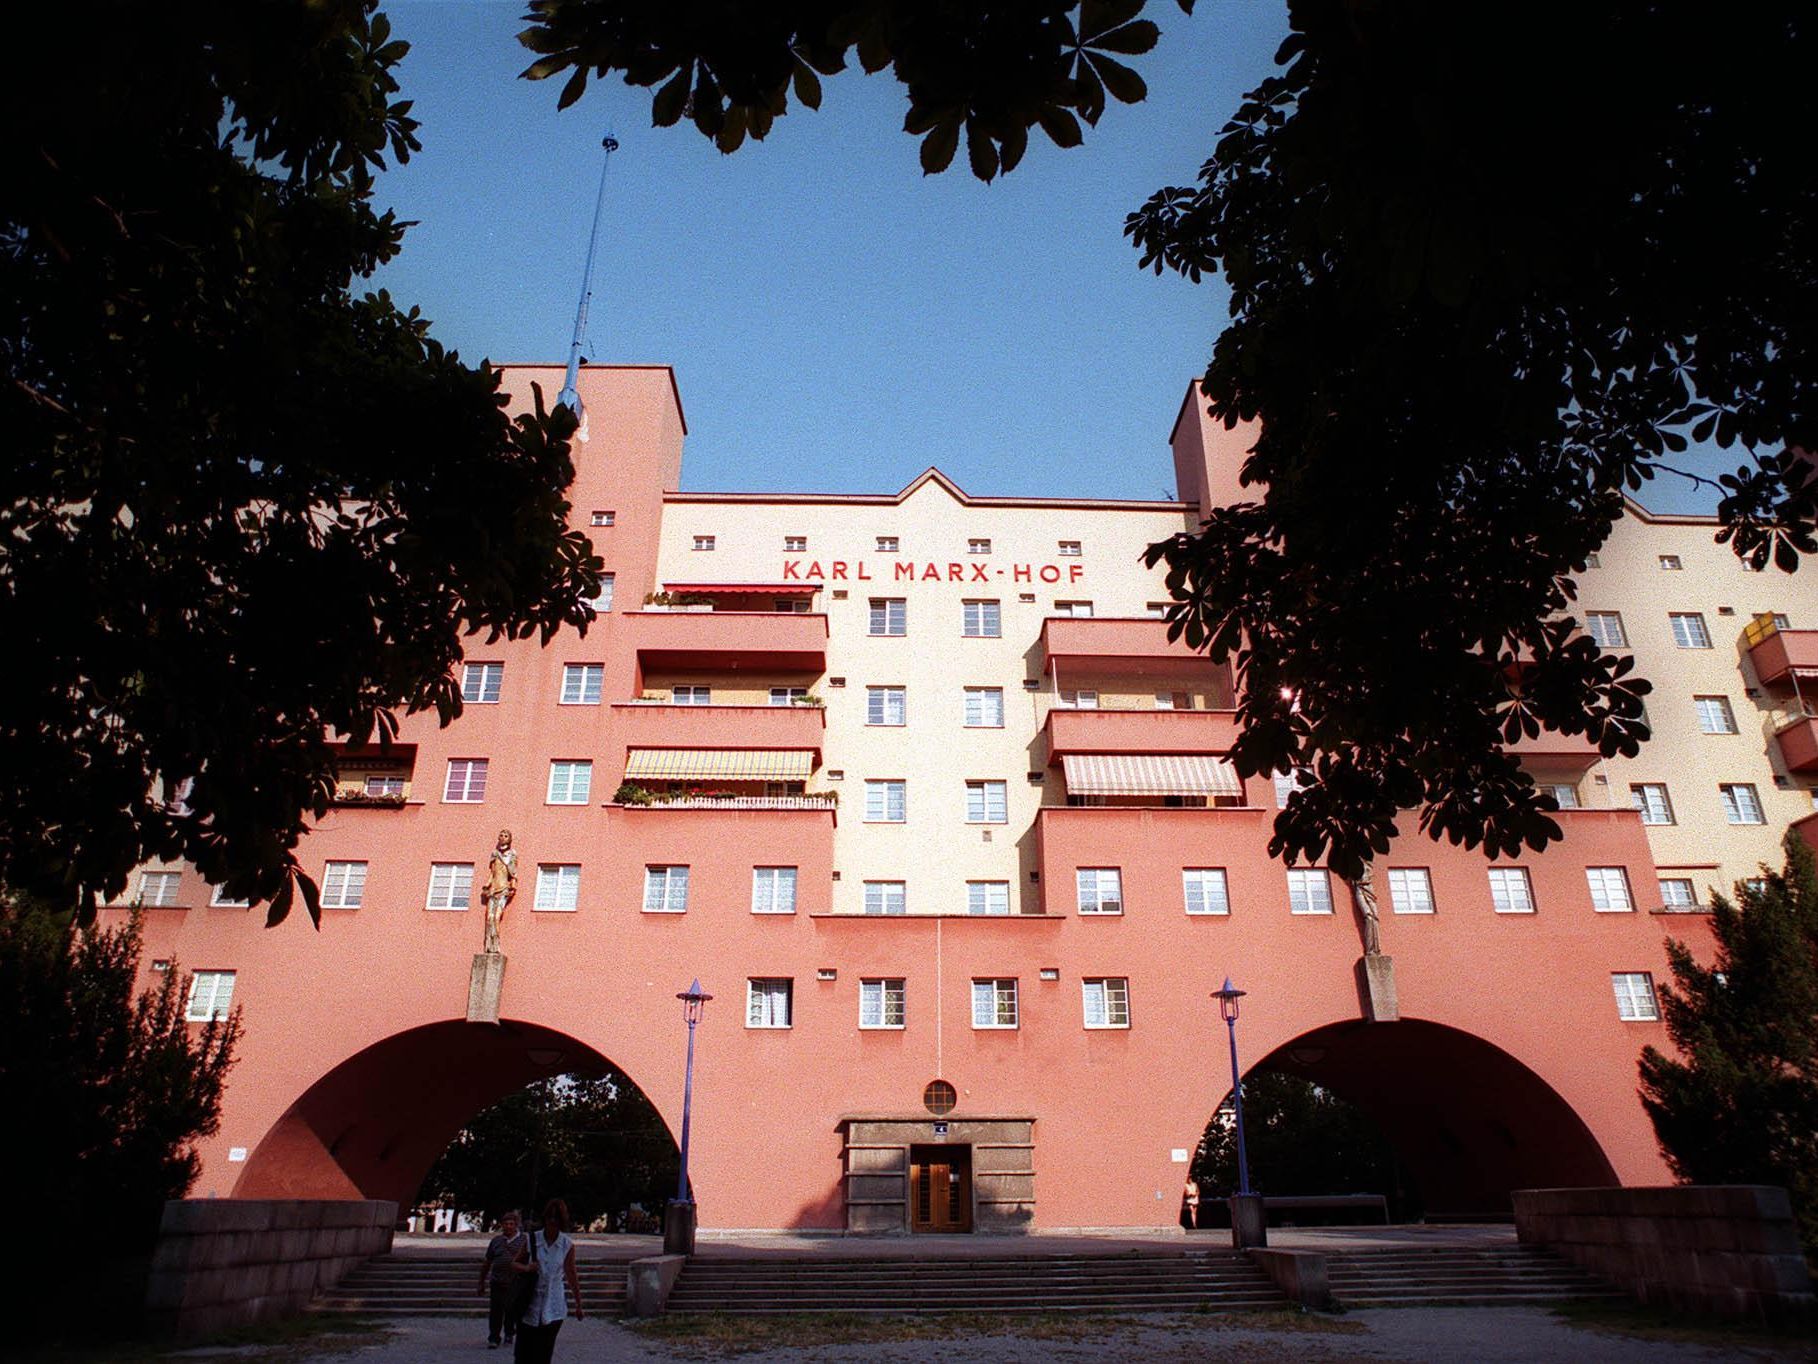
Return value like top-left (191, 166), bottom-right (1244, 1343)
top-left (623, 610), bottom-right (827, 673)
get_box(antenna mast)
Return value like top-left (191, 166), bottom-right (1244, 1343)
top-left (559, 132), bottom-right (620, 415)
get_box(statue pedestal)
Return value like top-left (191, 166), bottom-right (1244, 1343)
top-left (468, 952), bottom-right (506, 1023)
top-left (1357, 953), bottom-right (1399, 1022)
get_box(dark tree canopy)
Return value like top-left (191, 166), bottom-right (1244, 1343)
top-left (1640, 836), bottom-right (1818, 1252)
top-left (1, 1), bottom-right (600, 922)
top-left (522, 0), bottom-right (1815, 877)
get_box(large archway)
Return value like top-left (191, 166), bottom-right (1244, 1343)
top-left (234, 1018), bottom-right (673, 1208)
top-left (1199, 1019), bottom-right (1620, 1219)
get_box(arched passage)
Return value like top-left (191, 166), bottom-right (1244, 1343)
top-left (1207, 1019), bottom-right (1619, 1219)
top-left (234, 1019), bottom-right (674, 1208)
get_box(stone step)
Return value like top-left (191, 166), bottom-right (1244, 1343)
top-left (666, 1296), bottom-right (1290, 1316)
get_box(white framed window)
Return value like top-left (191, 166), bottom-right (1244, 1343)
top-left (1183, 868), bottom-right (1229, 915)
top-left (692, 535), bottom-right (715, 551)
top-left (769, 686), bottom-right (808, 706)
top-left (968, 537), bottom-right (992, 554)
top-left (1694, 696), bottom-right (1738, 734)
top-left (1076, 867), bottom-right (1123, 915)
top-left (964, 687), bottom-right (1005, 727)
top-left (774, 598), bottom-right (812, 614)
top-left (1387, 868), bottom-right (1435, 914)
top-left (209, 885), bottom-right (251, 908)
top-left (443, 758), bottom-right (488, 804)
top-left (961, 599), bottom-right (1002, 637)
top-left (965, 780), bottom-right (1008, 823)
top-left (1082, 977), bottom-right (1130, 1029)
top-left (589, 509), bottom-right (615, 527)
top-left (868, 598), bottom-right (906, 636)
top-left (746, 978), bottom-right (793, 1028)
top-left (1054, 600), bottom-right (1093, 617)
top-left (863, 881), bottom-right (907, 916)
top-left (185, 971), bottom-right (236, 1022)
top-left (1144, 601), bottom-right (1169, 618)
top-left (1629, 783), bottom-right (1673, 825)
top-left (864, 780), bottom-right (906, 823)
top-left (751, 866), bottom-right (798, 914)
top-left (137, 871), bottom-right (182, 907)
top-left (546, 760), bottom-right (593, 805)
top-left (1155, 691), bottom-right (1192, 711)
top-left (1669, 612), bottom-right (1712, 648)
top-left (866, 686), bottom-right (906, 726)
top-left (643, 866), bottom-right (690, 913)
top-left (672, 684), bottom-right (712, 705)
top-left (1586, 866), bottom-right (1634, 912)
top-left (534, 864), bottom-right (581, 912)
top-left (585, 574), bottom-right (615, 612)
top-left (1058, 540), bottom-right (1082, 556)
top-left (1612, 972), bottom-right (1660, 1021)
top-left (321, 860), bottom-right (368, 909)
top-left (1584, 552), bottom-right (1601, 569)
top-left (1288, 869), bottom-right (1334, 915)
top-left (461, 662), bottom-right (503, 704)
top-left (1488, 867), bottom-right (1536, 914)
top-left (1658, 554), bottom-right (1682, 570)
top-left (1720, 783), bottom-right (1764, 825)
top-left (1659, 877), bottom-right (1699, 909)
top-left (860, 978), bottom-right (906, 1029)
top-left (784, 535), bottom-right (807, 552)
top-left (967, 881), bottom-right (1010, 916)
top-left (426, 862), bottom-right (474, 910)
top-left (1059, 689), bottom-right (1099, 710)
top-left (971, 978), bottom-right (1018, 1029)
top-left (1273, 770), bottom-right (1309, 809)
top-left (1545, 782), bottom-right (1581, 810)
top-left (560, 663), bottom-right (603, 705)
top-left (1585, 612), bottom-right (1628, 648)
top-left (364, 774), bottom-right (404, 798)
top-left (876, 536), bottom-right (900, 553)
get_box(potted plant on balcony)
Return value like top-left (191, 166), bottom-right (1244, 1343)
top-left (791, 693), bottom-right (824, 707)
top-left (613, 782), bottom-right (655, 806)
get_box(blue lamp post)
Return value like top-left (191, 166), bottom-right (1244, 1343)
top-left (1212, 977), bottom-right (1266, 1247)
top-left (665, 979), bottom-right (711, 1254)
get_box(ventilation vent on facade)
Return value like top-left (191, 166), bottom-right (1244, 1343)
top-left (981, 829), bottom-right (992, 842)
top-left (831, 870), bottom-right (841, 881)
top-left (1023, 679), bottom-right (1041, 691)
top-left (1775, 776), bottom-right (1794, 789)
top-left (1717, 606), bottom-right (1736, 616)
top-left (827, 769), bottom-right (844, 780)
top-left (1746, 687), bottom-right (1762, 699)
top-left (1039, 968), bottom-right (1059, 981)
top-left (1027, 772), bottom-right (1044, 784)
top-left (1029, 871), bottom-right (1040, 882)
top-left (1593, 774), bottom-right (1609, 784)
top-left (831, 590), bottom-right (848, 600)
top-left (1019, 593), bottom-right (1036, 603)
top-left (828, 677), bottom-right (846, 687)
top-left (817, 968), bottom-right (837, 982)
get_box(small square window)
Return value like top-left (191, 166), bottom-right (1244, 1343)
top-left (209, 886), bottom-right (251, 909)
top-left (747, 978), bottom-right (793, 1028)
top-left (1488, 867), bottom-right (1535, 913)
top-left (444, 758), bottom-right (488, 804)
top-left (971, 978), bottom-right (1018, 1029)
top-left (1658, 877), bottom-right (1698, 909)
top-left (589, 510), bottom-right (615, 527)
top-left (1658, 554), bottom-right (1682, 570)
top-left (672, 684), bottom-right (712, 705)
top-left (1693, 695), bottom-right (1736, 733)
top-left (426, 862), bottom-right (473, 910)
top-left (863, 881), bottom-right (906, 916)
top-left (967, 881), bottom-right (1010, 916)
top-left (185, 971), bottom-right (236, 1022)
top-left (876, 536), bottom-right (900, 553)
top-left (1082, 977), bottom-right (1130, 1028)
top-left (868, 598), bottom-right (907, 637)
top-left (1387, 868), bottom-right (1435, 914)
top-left (322, 861), bottom-right (368, 910)
top-left (1287, 869), bottom-right (1333, 915)
top-left (1585, 552), bottom-right (1602, 569)
top-left (643, 866), bottom-right (690, 913)
top-left (860, 978), bottom-right (906, 1029)
top-left (1612, 972), bottom-right (1659, 1021)
top-left (1054, 600), bottom-right (1093, 618)
top-left (560, 664), bottom-right (604, 705)
top-left (964, 687), bottom-right (1005, 727)
top-left (968, 538), bottom-right (992, 554)
top-left (546, 760), bottom-right (593, 805)
top-left (1076, 868), bottom-right (1123, 915)
top-left (137, 870), bottom-right (183, 907)
top-left (751, 866), bottom-right (798, 914)
top-left (692, 535), bottom-right (715, 551)
top-left (961, 599), bottom-right (1002, 638)
top-left (1585, 612), bottom-right (1628, 648)
top-left (1586, 866), bottom-right (1634, 912)
top-left (1058, 541), bottom-right (1082, 557)
top-left (866, 686), bottom-right (906, 726)
top-left (864, 780), bottom-right (907, 823)
top-left (965, 780), bottom-right (1008, 824)
top-left (1060, 689), bottom-right (1098, 710)
top-left (461, 662), bottom-right (503, 704)
top-left (1183, 868), bottom-right (1229, 915)
top-left (784, 535), bottom-right (807, 552)
top-left (1629, 783), bottom-right (1674, 826)
top-left (1669, 612), bottom-right (1711, 648)
top-left (1545, 782), bottom-right (1581, 810)
top-left (585, 574), bottom-right (615, 613)
top-left (1720, 783), bottom-right (1764, 824)
top-left (534, 864), bottom-right (582, 912)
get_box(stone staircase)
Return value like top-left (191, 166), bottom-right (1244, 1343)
top-left (663, 1251), bottom-right (1288, 1315)
top-left (1326, 1245), bottom-right (1620, 1308)
top-left (315, 1251), bottom-right (637, 1318)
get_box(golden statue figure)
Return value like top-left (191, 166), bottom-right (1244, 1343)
top-left (482, 829), bottom-right (518, 954)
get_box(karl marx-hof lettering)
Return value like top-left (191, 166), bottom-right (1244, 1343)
top-left (781, 558), bottom-right (1087, 584)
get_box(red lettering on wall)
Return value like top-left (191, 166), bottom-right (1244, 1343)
top-left (831, 561), bottom-right (849, 580)
top-left (805, 561), bottom-right (825, 579)
top-left (947, 563), bottom-right (964, 582)
top-left (782, 560), bottom-right (801, 580)
top-left (895, 562), bottom-right (917, 581)
top-left (970, 563), bottom-right (990, 582)
top-left (1039, 564), bottom-right (1061, 583)
top-left (857, 562), bottom-right (872, 581)
top-left (921, 563), bottom-right (943, 581)
top-left (1013, 565), bottom-right (1032, 582)
top-left (1067, 564), bottom-right (1085, 583)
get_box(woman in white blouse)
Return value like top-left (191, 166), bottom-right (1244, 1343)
top-left (512, 1197), bottom-right (584, 1361)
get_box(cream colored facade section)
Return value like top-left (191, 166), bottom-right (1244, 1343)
top-left (1574, 505), bottom-right (1816, 901)
top-left (654, 477), bottom-right (1193, 917)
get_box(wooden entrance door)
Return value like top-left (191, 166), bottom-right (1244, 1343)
top-left (908, 1144), bottom-right (972, 1233)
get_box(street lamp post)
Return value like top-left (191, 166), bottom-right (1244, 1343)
top-left (1212, 977), bottom-right (1266, 1248)
top-left (665, 979), bottom-right (712, 1255)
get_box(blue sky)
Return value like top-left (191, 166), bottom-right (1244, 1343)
top-left (372, 1), bottom-right (1721, 514)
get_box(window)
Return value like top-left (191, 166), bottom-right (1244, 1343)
top-left (1288, 869), bottom-right (1333, 915)
top-left (866, 686), bottom-right (906, 726)
top-left (968, 537), bottom-right (991, 554)
top-left (534, 864), bottom-right (581, 912)
top-left (1076, 868), bottom-right (1123, 915)
top-left (426, 862), bottom-right (473, 910)
top-left (585, 574), bottom-right (615, 612)
top-left (1387, 868), bottom-right (1435, 915)
top-left (1658, 554), bottom-right (1682, 570)
top-left (971, 978), bottom-right (1018, 1029)
top-left (965, 780), bottom-right (1008, 824)
top-left (860, 979), bottom-right (906, 1029)
top-left (751, 866), bottom-right (798, 914)
top-left (1183, 868), bottom-right (1230, 916)
top-left (784, 535), bottom-right (807, 552)
top-left (1154, 692), bottom-right (1192, 711)
top-left (1584, 551), bottom-right (1601, 569)
top-left (962, 599), bottom-right (1001, 637)
top-left (769, 686), bottom-right (808, 706)
top-left (1082, 977), bottom-right (1131, 1029)
top-left (1545, 782), bottom-right (1581, 810)
top-left (589, 510), bottom-right (615, 527)
top-left (1586, 866), bottom-right (1634, 912)
top-left (185, 971), bottom-right (236, 1022)
top-left (546, 760), bottom-right (593, 805)
top-left (1629, 783), bottom-right (1673, 825)
top-left (560, 663), bottom-right (603, 705)
top-left (1054, 600), bottom-right (1093, 617)
top-left (1488, 867), bottom-right (1536, 914)
top-left (774, 598), bottom-right (812, 614)
top-left (1720, 783), bottom-right (1764, 824)
top-left (209, 885), bottom-right (251, 908)
top-left (1659, 877), bottom-right (1698, 909)
top-left (444, 758), bottom-right (488, 804)
top-left (1059, 689), bottom-right (1099, 710)
top-left (964, 687), bottom-right (1005, 727)
top-left (1585, 612), bottom-right (1628, 648)
top-left (321, 861), bottom-right (367, 909)
top-left (1772, 612), bottom-right (1792, 630)
top-left (461, 662), bottom-right (503, 704)
top-left (643, 866), bottom-right (690, 913)
top-left (1273, 770), bottom-right (1309, 809)
top-left (137, 871), bottom-right (182, 907)
top-left (692, 535), bottom-right (715, 551)
top-left (747, 978), bottom-right (793, 1028)
top-left (364, 774), bottom-right (404, 798)
top-left (1058, 540), bottom-right (1082, 556)
top-left (672, 684), bottom-right (712, 705)
top-left (1695, 696), bottom-right (1738, 734)
top-left (864, 780), bottom-right (906, 822)
top-left (1669, 612), bottom-right (1711, 648)
top-left (876, 536), bottom-right (899, 553)
top-left (967, 881), bottom-right (1010, 916)
top-left (1144, 602), bottom-right (1170, 618)
top-left (868, 598), bottom-right (906, 636)
top-left (863, 881), bottom-right (907, 916)
top-left (1611, 972), bottom-right (1660, 1022)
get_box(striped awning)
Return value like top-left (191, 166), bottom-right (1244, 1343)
top-left (624, 749), bottom-right (816, 781)
top-left (661, 582), bottom-right (814, 594)
top-left (1062, 753), bottom-right (1242, 797)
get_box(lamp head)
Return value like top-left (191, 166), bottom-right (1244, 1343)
top-left (677, 977), bottom-right (713, 1024)
top-left (1212, 976), bottom-right (1246, 1023)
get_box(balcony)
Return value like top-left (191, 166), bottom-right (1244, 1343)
top-left (1793, 811), bottom-right (1818, 859)
top-left (1039, 617), bottom-right (1226, 681)
top-left (1044, 706), bottom-right (1240, 759)
top-left (623, 608), bottom-right (827, 674)
top-left (1503, 727), bottom-right (1602, 773)
top-left (619, 792), bottom-right (838, 812)
top-left (610, 702), bottom-right (825, 755)
top-left (328, 744), bottom-right (417, 807)
top-left (1774, 714), bottom-right (1818, 773)
top-left (1744, 622), bottom-right (1818, 688)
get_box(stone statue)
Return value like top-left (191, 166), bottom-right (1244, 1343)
top-left (1351, 865), bottom-right (1384, 957)
top-left (481, 829), bottom-right (518, 954)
